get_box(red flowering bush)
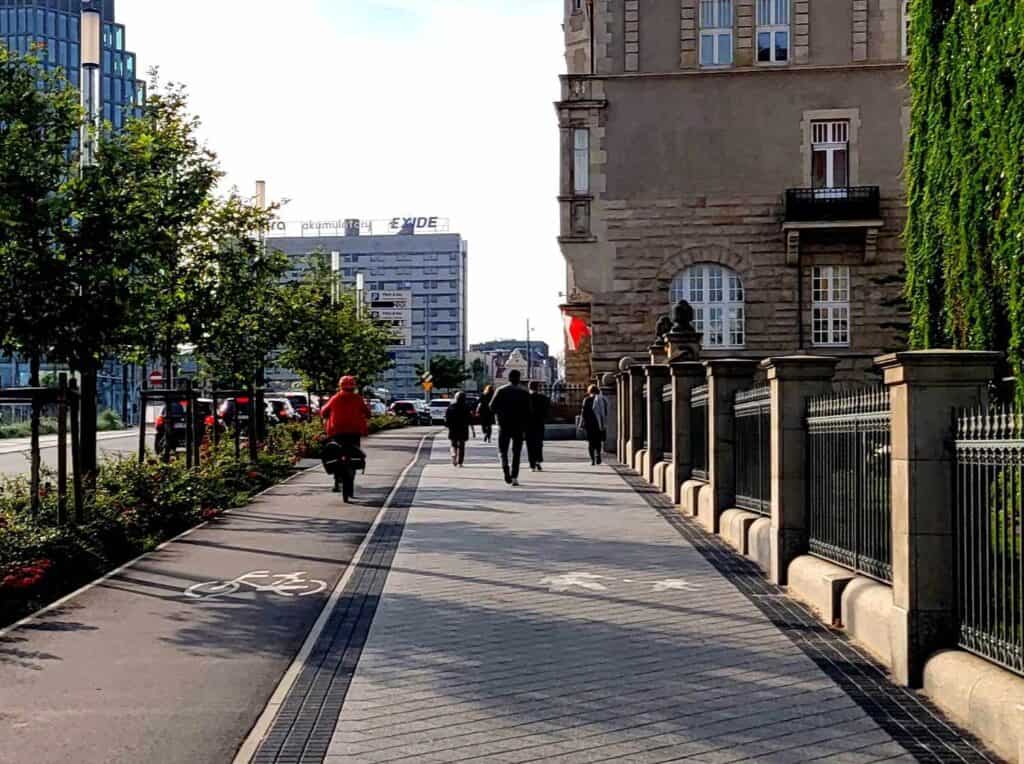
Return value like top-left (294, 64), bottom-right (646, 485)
top-left (1, 559), bottom-right (53, 591)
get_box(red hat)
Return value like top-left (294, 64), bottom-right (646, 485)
top-left (339, 375), bottom-right (358, 391)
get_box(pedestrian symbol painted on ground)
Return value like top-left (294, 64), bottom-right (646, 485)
top-left (539, 572), bottom-right (609, 592)
top-left (185, 571), bottom-right (328, 600)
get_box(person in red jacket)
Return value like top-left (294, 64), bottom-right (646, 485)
top-left (320, 376), bottom-right (371, 493)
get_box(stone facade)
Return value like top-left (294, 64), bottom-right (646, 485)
top-left (557, 0), bottom-right (911, 384)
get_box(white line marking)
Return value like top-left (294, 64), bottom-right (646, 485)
top-left (232, 431), bottom-right (433, 764)
top-left (539, 572), bottom-right (609, 593)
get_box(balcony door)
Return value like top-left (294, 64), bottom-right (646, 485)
top-left (811, 120), bottom-right (849, 199)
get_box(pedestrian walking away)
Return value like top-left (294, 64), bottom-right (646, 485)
top-left (489, 370), bottom-right (530, 486)
top-left (580, 383), bottom-right (609, 466)
top-left (319, 375), bottom-right (371, 500)
top-left (444, 391), bottom-right (472, 467)
top-left (526, 380), bottom-right (550, 471)
top-left (477, 384), bottom-right (495, 443)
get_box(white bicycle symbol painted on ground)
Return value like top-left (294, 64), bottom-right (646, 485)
top-left (185, 570), bottom-right (328, 600)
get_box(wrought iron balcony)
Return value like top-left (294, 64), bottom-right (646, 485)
top-left (784, 186), bottom-right (881, 223)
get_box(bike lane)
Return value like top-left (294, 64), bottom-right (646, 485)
top-left (0, 429), bottom-right (434, 764)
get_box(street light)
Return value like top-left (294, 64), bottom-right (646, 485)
top-left (80, 2), bottom-right (102, 167)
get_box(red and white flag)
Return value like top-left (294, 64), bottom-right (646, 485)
top-left (563, 313), bottom-right (592, 352)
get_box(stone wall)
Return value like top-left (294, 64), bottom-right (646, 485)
top-left (587, 194), bottom-right (908, 382)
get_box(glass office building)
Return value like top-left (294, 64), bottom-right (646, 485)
top-left (268, 232), bottom-right (469, 401)
top-left (0, 0), bottom-right (145, 130)
top-left (0, 0), bottom-right (145, 419)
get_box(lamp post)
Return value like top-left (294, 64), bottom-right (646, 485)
top-left (80, 1), bottom-right (102, 167)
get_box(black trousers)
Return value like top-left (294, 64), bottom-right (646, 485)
top-left (526, 429), bottom-right (544, 467)
top-left (450, 439), bottom-right (466, 465)
top-left (587, 430), bottom-right (605, 464)
top-left (330, 434), bottom-right (361, 485)
top-left (481, 424), bottom-right (493, 442)
top-left (498, 429), bottom-right (524, 480)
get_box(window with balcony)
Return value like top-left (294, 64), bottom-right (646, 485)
top-left (573, 128), bottom-right (590, 194)
top-left (812, 266), bottom-right (850, 346)
top-left (670, 264), bottom-right (745, 348)
top-left (811, 120), bottom-right (849, 196)
top-left (700, 0), bottom-right (733, 67)
top-left (756, 0), bottom-right (789, 63)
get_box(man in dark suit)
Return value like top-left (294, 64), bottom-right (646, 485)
top-left (489, 370), bottom-right (531, 486)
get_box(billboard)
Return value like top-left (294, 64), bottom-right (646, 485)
top-left (265, 217), bottom-right (450, 239)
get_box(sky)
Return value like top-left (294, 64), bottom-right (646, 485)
top-left (117, 0), bottom-right (568, 356)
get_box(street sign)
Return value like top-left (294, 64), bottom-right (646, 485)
top-left (148, 370), bottom-right (164, 386)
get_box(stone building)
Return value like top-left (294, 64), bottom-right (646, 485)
top-left (556, 0), bottom-right (912, 381)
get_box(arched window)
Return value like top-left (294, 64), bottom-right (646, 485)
top-left (670, 264), bottom-right (745, 348)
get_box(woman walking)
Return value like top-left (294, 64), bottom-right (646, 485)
top-left (477, 385), bottom-right (495, 443)
top-left (580, 384), bottom-right (609, 466)
top-left (445, 392), bottom-right (472, 467)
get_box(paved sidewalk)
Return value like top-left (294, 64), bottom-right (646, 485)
top-left (317, 438), bottom-right (992, 763)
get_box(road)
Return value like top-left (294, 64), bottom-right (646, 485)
top-left (0, 429), bottom-right (140, 477)
top-left (0, 428), bottom-right (433, 764)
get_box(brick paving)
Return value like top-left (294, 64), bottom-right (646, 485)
top-left (271, 437), bottom-right (993, 763)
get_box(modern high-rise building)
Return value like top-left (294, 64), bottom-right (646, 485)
top-left (0, 0), bottom-right (145, 130)
top-left (0, 0), bottom-right (146, 419)
top-left (268, 223), bottom-right (469, 401)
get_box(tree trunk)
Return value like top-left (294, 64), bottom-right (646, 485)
top-left (78, 363), bottom-right (99, 489)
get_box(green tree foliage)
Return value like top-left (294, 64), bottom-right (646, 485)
top-left (415, 356), bottom-right (470, 392)
top-left (277, 258), bottom-right (395, 393)
top-left (0, 44), bottom-right (81, 377)
top-left (189, 195), bottom-right (290, 387)
top-left (905, 0), bottom-right (1024, 378)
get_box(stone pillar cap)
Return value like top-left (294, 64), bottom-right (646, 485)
top-left (875, 350), bottom-right (1002, 385)
top-left (618, 356), bottom-right (637, 371)
top-left (703, 358), bottom-right (760, 377)
top-left (643, 364), bottom-right (671, 377)
top-left (628, 365), bottom-right (646, 377)
top-left (670, 360), bottom-right (705, 377)
top-left (762, 355), bottom-right (840, 380)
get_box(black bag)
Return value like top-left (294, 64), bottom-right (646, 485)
top-left (321, 440), bottom-right (367, 475)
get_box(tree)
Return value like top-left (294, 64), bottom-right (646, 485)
top-left (904, 0), bottom-right (1024, 381)
top-left (415, 356), bottom-right (470, 393)
top-left (277, 258), bottom-right (396, 393)
top-left (0, 44), bottom-right (81, 384)
top-left (189, 195), bottom-right (290, 388)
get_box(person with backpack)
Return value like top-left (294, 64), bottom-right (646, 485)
top-left (445, 392), bottom-right (472, 467)
top-left (580, 384), bottom-right (609, 466)
top-left (526, 381), bottom-right (550, 472)
top-left (477, 385), bottom-right (495, 443)
top-left (489, 370), bottom-right (531, 486)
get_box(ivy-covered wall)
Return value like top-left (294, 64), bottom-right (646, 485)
top-left (905, 0), bottom-right (1024, 374)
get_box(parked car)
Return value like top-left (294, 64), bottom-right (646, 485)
top-left (266, 397), bottom-right (299, 425)
top-left (154, 398), bottom-right (221, 453)
top-left (369, 399), bottom-right (387, 417)
top-left (218, 396), bottom-right (255, 429)
top-left (284, 393), bottom-right (318, 421)
top-left (429, 399), bottom-right (452, 425)
top-left (465, 395), bottom-right (481, 425)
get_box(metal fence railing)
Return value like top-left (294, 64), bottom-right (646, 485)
top-left (640, 384), bottom-right (648, 446)
top-left (735, 386), bottom-right (770, 516)
top-left (807, 387), bottom-right (892, 583)
top-left (690, 384), bottom-right (709, 481)
top-left (536, 383), bottom-right (587, 424)
top-left (954, 408), bottom-right (1024, 677)
top-left (662, 385), bottom-right (674, 461)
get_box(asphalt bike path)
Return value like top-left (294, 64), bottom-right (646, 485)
top-left (259, 437), bottom-right (991, 764)
top-left (0, 428), bottom-right (433, 764)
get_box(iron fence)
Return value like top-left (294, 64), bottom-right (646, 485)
top-left (662, 385), bottom-right (674, 461)
top-left (691, 384), bottom-right (709, 481)
top-left (954, 408), bottom-right (1024, 677)
top-left (735, 386), bottom-right (771, 516)
top-left (537, 383), bottom-right (587, 424)
top-left (807, 387), bottom-right (892, 583)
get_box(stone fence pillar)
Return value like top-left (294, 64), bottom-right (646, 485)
top-left (644, 365), bottom-right (670, 482)
top-left (626, 364), bottom-right (646, 470)
top-left (763, 355), bottom-right (838, 585)
top-left (877, 350), bottom-right (1001, 687)
top-left (600, 373), bottom-right (617, 455)
top-left (669, 361), bottom-right (705, 504)
top-left (698, 359), bottom-right (759, 533)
